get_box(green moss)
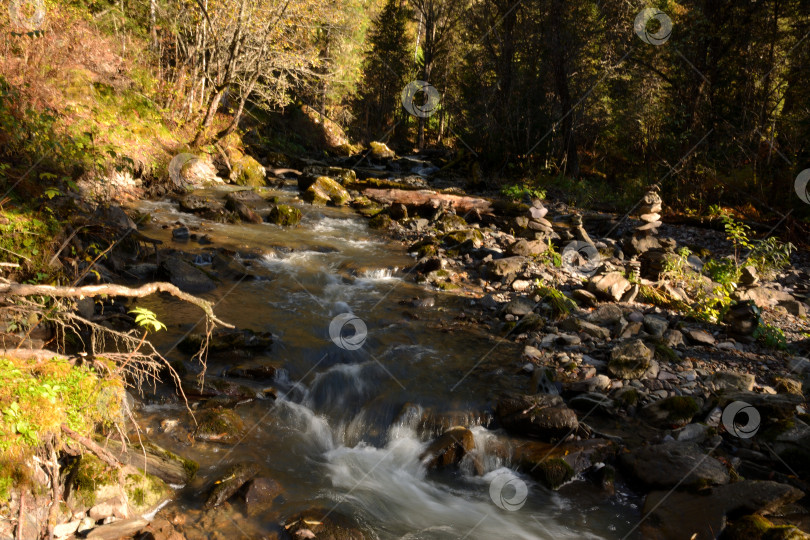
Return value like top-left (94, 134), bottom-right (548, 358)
top-left (267, 205), bottom-right (302, 226)
top-left (513, 314), bottom-right (546, 334)
top-left (438, 282), bottom-right (460, 291)
top-left (73, 454), bottom-right (117, 508)
top-left (616, 388), bottom-right (639, 407)
top-left (230, 153), bottom-right (267, 187)
top-left (658, 396), bottom-right (700, 422)
top-left (531, 458), bottom-right (574, 490)
top-left (368, 214), bottom-right (392, 230)
top-left (417, 244), bottom-right (437, 258)
top-left (124, 471), bottom-right (168, 511)
top-left (655, 343), bottom-right (680, 363)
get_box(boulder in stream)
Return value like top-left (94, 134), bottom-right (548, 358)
top-left (302, 176), bottom-right (352, 206)
top-left (179, 328), bottom-right (273, 354)
top-left (495, 393), bottom-right (579, 442)
top-left (266, 204), bottom-right (302, 226)
top-left (159, 256), bottom-right (217, 294)
top-left (419, 426), bottom-right (477, 471)
top-left (619, 441), bottom-right (729, 489)
top-left (282, 509), bottom-right (369, 539)
top-left (193, 407), bottom-right (246, 444)
top-left (205, 462), bottom-right (261, 509)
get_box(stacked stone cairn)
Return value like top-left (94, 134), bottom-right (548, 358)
top-left (624, 185), bottom-right (663, 256)
top-left (527, 200), bottom-right (553, 238)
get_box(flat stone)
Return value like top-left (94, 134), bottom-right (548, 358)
top-left (640, 213), bottom-right (661, 222)
top-left (495, 393), bottom-right (578, 442)
top-left (86, 518), bottom-right (149, 540)
top-left (712, 371), bottom-right (755, 392)
top-left (620, 441), bottom-right (729, 489)
top-left (643, 315), bottom-right (669, 337)
top-left (687, 329), bottom-right (716, 345)
top-left (636, 221), bottom-right (663, 231)
top-left (529, 206), bottom-right (548, 219)
top-left (589, 272), bottom-right (632, 301)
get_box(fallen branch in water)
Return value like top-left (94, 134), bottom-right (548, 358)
top-left (0, 281), bottom-right (233, 329)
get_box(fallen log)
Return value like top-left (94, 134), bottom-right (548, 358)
top-left (362, 188), bottom-right (494, 216)
top-left (0, 282), bottom-right (232, 328)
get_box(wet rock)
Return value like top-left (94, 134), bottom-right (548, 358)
top-left (639, 481), bottom-right (803, 540)
top-left (303, 176), bottom-right (351, 206)
top-left (722, 515), bottom-right (809, 540)
top-left (282, 509), bottom-right (369, 539)
top-left (419, 426), bottom-right (477, 471)
top-left (620, 441), bottom-right (729, 489)
top-left (172, 226), bottom-right (190, 240)
top-left (223, 363), bottom-right (278, 381)
top-left (133, 518), bottom-right (185, 540)
top-left (245, 477), bottom-right (285, 517)
top-left (641, 395), bottom-right (701, 428)
top-left (159, 256), bottom-right (216, 294)
top-left (89, 494), bottom-right (128, 521)
top-left (182, 376), bottom-right (256, 401)
top-left (267, 204), bottom-right (303, 226)
top-left (495, 393), bottom-right (578, 442)
top-left (179, 328), bottom-right (273, 353)
top-left (178, 194), bottom-right (227, 219)
top-left (608, 339), bottom-right (653, 379)
top-left (193, 407), bottom-right (246, 444)
top-left (368, 213), bottom-right (392, 230)
top-left (770, 418), bottom-right (810, 478)
top-left (225, 198), bottom-right (263, 224)
top-left (513, 438), bottom-right (615, 490)
top-left (205, 462), bottom-right (261, 509)
top-left (225, 189), bottom-right (265, 207)
top-left (588, 272), bottom-right (632, 301)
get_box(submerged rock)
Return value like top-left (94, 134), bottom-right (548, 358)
top-left (179, 328), bottom-right (273, 353)
top-left (205, 462), bottom-right (261, 509)
top-left (245, 477), bottom-right (285, 517)
top-left (282, 509), bottom-right (369, 539)
top-left (193, 407), bottom-right (246, 444)
top-left (159, 256), bottom-right (216, 294)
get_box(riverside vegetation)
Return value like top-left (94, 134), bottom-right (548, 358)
top-left (0, 0), bottom-right (809, 539)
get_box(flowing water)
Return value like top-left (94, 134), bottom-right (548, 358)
top-left (130, 185), bottom-right (641, 539)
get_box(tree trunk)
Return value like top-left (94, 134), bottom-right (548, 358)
top-left (193, 87), bottom-right (226, 146)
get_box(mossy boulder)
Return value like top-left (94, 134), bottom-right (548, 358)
top-left (230, 153), bottom-right (267, 188)
top-left (608, 339), bottom-right (653, 379)
top-left (723, 515), bottom-right (809, 540)
top-left (303, 176), bottom-right (352, 206)
top-left (641, 395), bottom-right (701, 428)
top-left (179, 328), bottom-right (273, 353)
top-left (267, 204), bottom-right (303, 226)
top-left (369, 141), bottom-right (395, 159)
top-left (193, 407), bottom-right (246, 444)
top-left (513, 313), bottom-right (546, 334)
top-left (368, 214), bottom-right (393, 230)
top-left (350, 196), bottom-right (384, 217)
top-left (531, 458), bottom-right (575, 490)
top-left (68, 455), bottom-right (170, 517)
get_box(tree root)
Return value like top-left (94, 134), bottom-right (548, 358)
top-left (0, 281), bottom-right (233, 329)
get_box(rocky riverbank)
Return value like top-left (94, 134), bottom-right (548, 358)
top-left (2, 143), bottom-right (808, 540)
